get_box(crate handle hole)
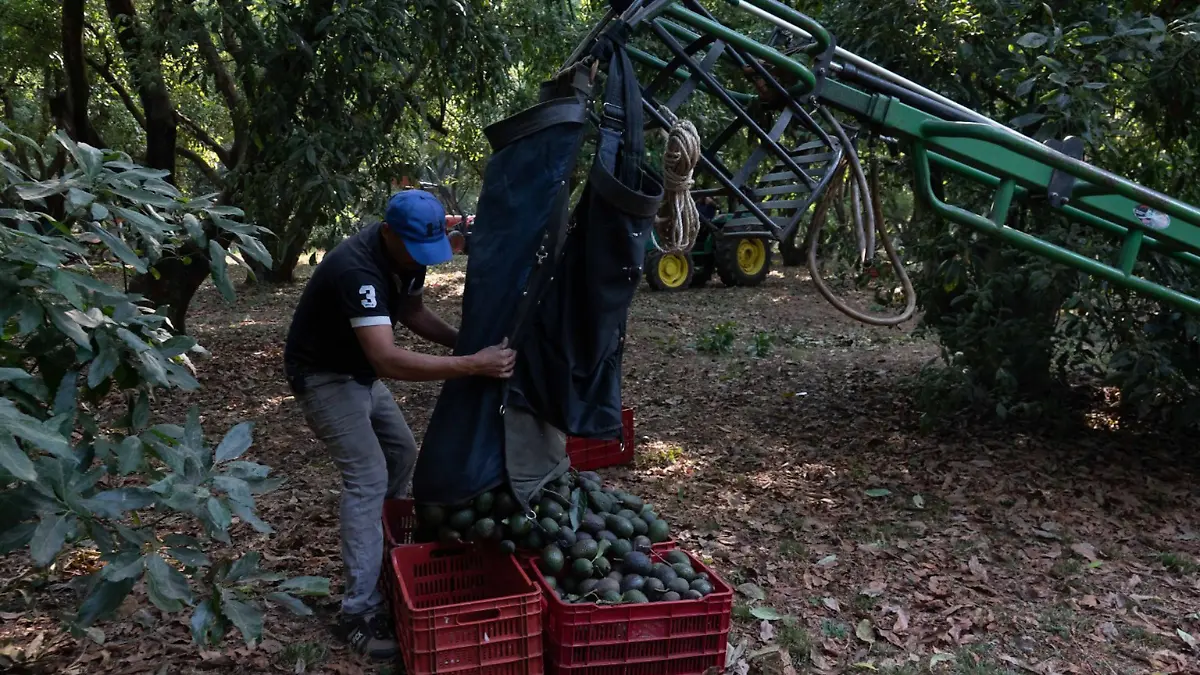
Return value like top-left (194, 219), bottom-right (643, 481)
top-left (454, 608), bottom-right (502, 625)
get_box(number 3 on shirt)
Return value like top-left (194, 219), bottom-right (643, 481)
top-left (359, 284), bottom-right (377, 309)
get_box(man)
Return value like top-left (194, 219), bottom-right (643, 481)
top-left (283, 189), bottom-right (514, 659)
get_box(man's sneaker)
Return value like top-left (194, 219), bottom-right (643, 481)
top-left (339, 611), bottom-right (398, 660)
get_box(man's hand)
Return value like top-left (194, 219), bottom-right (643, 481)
top-left (469, 338), bottom-right (516, 378)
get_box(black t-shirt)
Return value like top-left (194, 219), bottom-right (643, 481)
top-left (283, 222), bottom-right (425, 380)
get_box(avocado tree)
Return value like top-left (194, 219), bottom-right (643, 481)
top-left (0, 125), bottom-right (325, 653)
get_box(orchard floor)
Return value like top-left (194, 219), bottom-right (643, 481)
top-left (4, 256), bottom-right (1198, 675)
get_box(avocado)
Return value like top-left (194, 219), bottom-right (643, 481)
top-left (523, 531), bottom-right (544, 550)
top-left (437, 527), bottom-right (462, 545)
top-left (587, 491), bottom-right (613, 514)
top-left (578, 578), bottom-right (600, 596)
top-left (642, 510), bottom-right (658, 522)
top-left (683, 590), bottom-right (703, 600)
top-left (621, 589), bottom-right (649, 603)
top-left (619, 574), bottom-right (646, 593)
top-left (620, 493), bottom-right (644, 511)
top-left (509, 514), bottom-right (534, 537)
top-left (571, 557), bottom-right (594, 579)
top-left (580, 479), bottom-right (601, 493)
top-left (541, 500), bottom-right (565, 521)
top-left (575, 530), bottom-right (594, 541)
top-left (592, 556), bottom-right (613, 576)
top-left (647, 519), bottom-right (670, 543)
top-left (539, 517), bottom-right (561, 536)
top-left (665, 550), bottom-right (690, 566)
top-left (417, 504), bottom-right (446, 528)
top-left (630, 517), bottom-right (649, 537)
top-left (596, 578), bottom-right (621, 594)
top-left (499, 539), bottom-right (516, 554)
top-left (599, 589), bottom-right (623, 603)
top-left (616, 509), bottom-right (638, 521)
top-left (560, 576), bottom-right (579, 594)
top-left (474, 491), bottom-right (495, 515)
top-left (473, 517), bottom-right (498, 540)
top-left (622, 551), bottom-right (653, 577)
top-left (578, 471), bottom-right (602, 484)
top-left (544, 575), bottom-right (558, 590)
top-left (448, 508), bottom-right (476, 532)
top-left (651, 564), bottom-right (678, 585)
top-left (666, 578), bottom-right (690, 594)
top-left (661, 591), bottom-right (682, 602)
top-left (610, 539), bottom-right (633, 559)
top-left (570, 539), bottom-right (599, 559)
top-left (541, 545), bottom-right (565, 575)
top-left (580, 513), bottom-right (606, 535)
top-left (493, 491), bottom-right (517, 518)
top-left (671, 562), bottom-right (696, 581)
top-left (690, 579), bottom-right (714, 596)
top-left (632, 535), bottom-right (652, 553)
top-left (596, 530), bottom-right (619, 543)
top-left (556, 528), bottom-right (578, 548)
top-left (606, 515), bottom-right (635, 539)
top-left (643, 577), bottom-right (666, 597)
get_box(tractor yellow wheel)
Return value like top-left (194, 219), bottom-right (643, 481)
top-left (715, 236), bottom-right (772, 287)
top-left (736, 239), bottom-right (767, 276)
top-left (645, 251), bottom-right (694, 291)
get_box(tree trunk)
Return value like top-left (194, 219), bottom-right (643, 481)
top-left (62, 0), bottom-right (102, 147)
top-left (129, 251), bottom-right (211, 335)
top-left (105, 0), bottom-right (177, 182)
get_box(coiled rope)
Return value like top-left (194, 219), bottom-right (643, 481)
top-left (653, 110), bottom-right (702, 254)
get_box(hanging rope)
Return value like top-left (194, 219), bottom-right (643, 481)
top-left (653, 111), bottom-right (702, 254)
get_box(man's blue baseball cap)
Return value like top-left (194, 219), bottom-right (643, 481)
top-left (384, 190), bottom-right (452, 266)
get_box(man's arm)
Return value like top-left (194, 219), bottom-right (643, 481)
top-left (397, 294), bottom-right (458, 349)
top-left (355, 325), bottom-right (513, 381)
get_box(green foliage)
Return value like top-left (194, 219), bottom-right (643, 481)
top-left (0, 126), bottom-right (325, 645)
top-left (696, 321), bottom-right (738, 355)
top-left (817, 0), bottom-right (1200, 428)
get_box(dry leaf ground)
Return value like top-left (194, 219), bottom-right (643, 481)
top-left (1, 258), bottom-right (1197, 674)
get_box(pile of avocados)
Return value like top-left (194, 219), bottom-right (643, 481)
top-left (412, 470), bottom-right (715, 604)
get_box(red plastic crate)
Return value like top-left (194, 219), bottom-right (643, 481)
top-left (529, 549), bottom-right (732, 674)
top-left (390, 543), bottom-right (544, 674)
top-left (384, 498), bottom-right (418, 548)
top-left (566, 407), bottom-right (635, 471)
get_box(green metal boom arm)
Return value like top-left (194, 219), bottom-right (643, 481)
top-left (617, 0), bottom-right (1200, 314)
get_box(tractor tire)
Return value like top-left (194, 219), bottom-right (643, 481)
top-left (779, 230), bottom-right (804, 267)
top-left (645, 250), bottom-right (694, 291)
top-left (715, 236), bottom-right (772, 287)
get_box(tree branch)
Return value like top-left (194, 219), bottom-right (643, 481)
top-left (174, 109), bottom-right (230, 165)
top-left (86, 55), bottom-right (146, 129)
top-left (176, 145), bottom-right (224, 188)
top-left (183, 6), bottom-right (247, 157)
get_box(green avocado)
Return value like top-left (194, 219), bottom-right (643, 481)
top-left (571, 557), bottom-right (594, 579)
top-left (648, 519), bottom-right (671, 543)
top-left (474, 491), bottom-right (495, 516)
top-left (448, 508), bottom-right (476, 532)
top-left (621, 589), bottom-right (649, 603)
top-left (570, 538), bottom-right (599, 559)
top-left (541, 545), bottom-right (565, 575)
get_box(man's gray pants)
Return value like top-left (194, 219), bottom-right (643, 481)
top-left (296, 373), bottom-right (418, 618)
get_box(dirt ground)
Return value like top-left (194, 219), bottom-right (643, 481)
top-left (2, 257), bottom-right (1198, 675)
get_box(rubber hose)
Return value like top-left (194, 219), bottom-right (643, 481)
top-left (807, 107), bottom-right (916, 326)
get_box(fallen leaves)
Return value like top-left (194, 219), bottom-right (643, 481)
top-left (6, 261), bottom-right (1198, 675)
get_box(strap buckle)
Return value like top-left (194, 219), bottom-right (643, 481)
top-left (601, 102), bottom-right (625, 129)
